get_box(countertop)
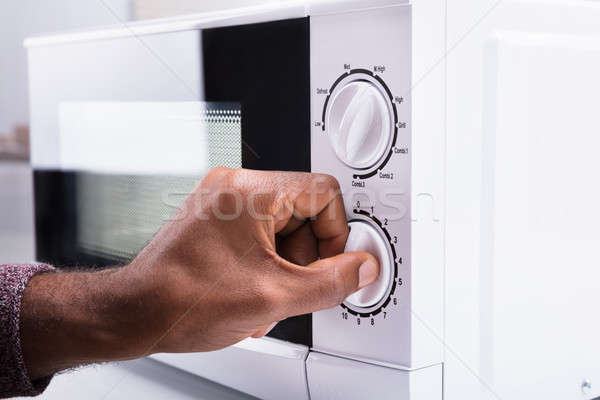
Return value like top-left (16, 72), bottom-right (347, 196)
top-left (16, 358), bottom-right (256, 400)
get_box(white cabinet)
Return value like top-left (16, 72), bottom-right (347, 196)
top-left (306, 352), bottom-right (442, 400)
top-left (445, 1), bottom-right (600, 399)
top-left (152, 338), bottom-right (310, 400)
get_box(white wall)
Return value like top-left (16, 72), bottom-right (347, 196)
top-left (0, 0), bottom-right (131, 137)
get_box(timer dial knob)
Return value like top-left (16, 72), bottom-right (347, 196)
top-left (344, 220), bottom-right (393, 308)
top-left (327, 81), bottom-right (392, 169)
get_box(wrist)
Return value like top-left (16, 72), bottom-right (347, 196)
top-left (107, 262), bottom-right (174, 357)
top-left (19, 266), bottom-right (156, 379)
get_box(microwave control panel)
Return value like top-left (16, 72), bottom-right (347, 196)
top-left (310, 4), bottom-right (412, 367)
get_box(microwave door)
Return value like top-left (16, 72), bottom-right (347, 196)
top-left (28, 13), bottom-right (314, 400)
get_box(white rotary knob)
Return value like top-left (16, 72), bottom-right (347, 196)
top-left (327, 81), bottom-right (392, 169)
top-left (344, 220), bottom-right (393, 308)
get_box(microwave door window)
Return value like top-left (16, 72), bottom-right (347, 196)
top-left (76, 174), bottom-right (198, 262)
top-left (68, 103), bottom-right (241, 263)
top-left (35, 101), bottom-right (241, 266)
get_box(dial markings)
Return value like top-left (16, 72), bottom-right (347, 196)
top-left (338, 210), bottom-right (402, 321)
top-left (320, 68), bottom-right (404, 179)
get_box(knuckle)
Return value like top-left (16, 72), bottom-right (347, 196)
top-left (201, 168), bottom-right (248, 218)
top-left (226, 168), bottom-right (247, 191)
top-left (271, 191), bottom-right (292, 216)
top-left (318, 173), bottom-right (342, 192)
top-left (198, 167), bottom-right (232, 196)
top-left (202, 166), bottom-right (232, 186)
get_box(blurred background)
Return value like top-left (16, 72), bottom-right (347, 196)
top-left (0, 0), bottom-right (293, 263)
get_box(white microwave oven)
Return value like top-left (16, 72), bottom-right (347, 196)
top-left (26, 0), bottom-right (600, 399)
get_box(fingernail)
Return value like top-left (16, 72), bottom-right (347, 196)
top-left (358, 258), bottom-right (379, 288)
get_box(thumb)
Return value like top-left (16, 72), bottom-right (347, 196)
top-left (287, 251), bottom-right (379, 315)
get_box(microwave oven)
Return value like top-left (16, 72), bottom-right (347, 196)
top-left (26, 0), bottom-right (600, 399)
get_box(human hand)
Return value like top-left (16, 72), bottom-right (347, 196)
top-left (20, 168), bottom-right (379, 379)
top-left (127, 168), bottom-right (379, 353)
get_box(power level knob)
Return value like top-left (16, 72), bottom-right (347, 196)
top-left (344, 220), bottom-right (393, 308)
top-left (327, 81), bottom-right (392, 169)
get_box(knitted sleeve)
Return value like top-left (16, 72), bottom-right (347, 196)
top-left (0, 264), bottom-right (55, 398)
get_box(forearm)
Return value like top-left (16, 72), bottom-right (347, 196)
top-left (19, 266), bottom-right (161, 380)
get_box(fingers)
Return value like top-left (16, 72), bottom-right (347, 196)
top-left (277, 222), bottom-right (318, 266)
top-left (281, 251), bottom-right (379, 317)
top-left (271, 172), bottom-right (349, 258)
top-left (199, 169), bottom-right (348, 258)
top-left (292, 175), bottom-right (349, 258)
